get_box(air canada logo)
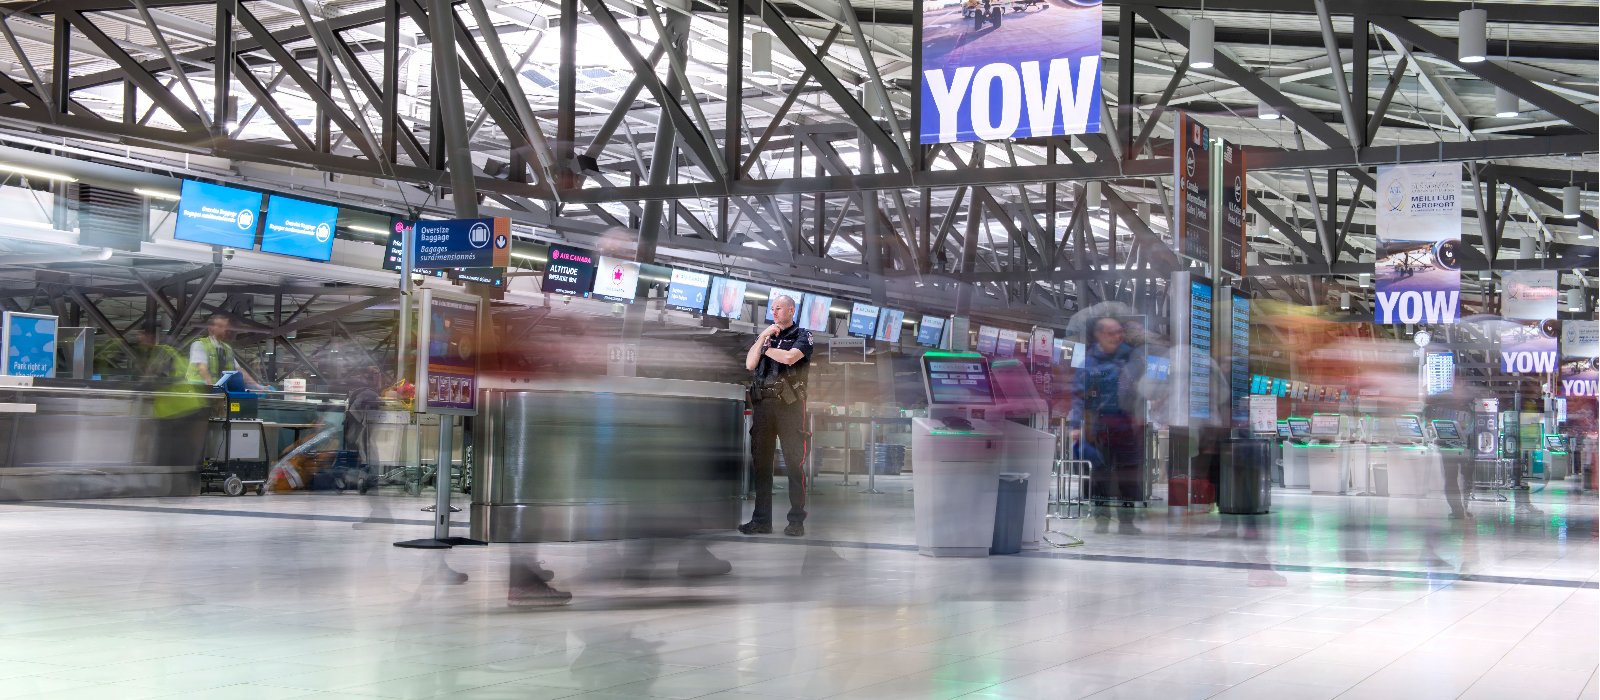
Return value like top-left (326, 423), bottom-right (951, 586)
top-left (236, 208), bottom-right (254, 230)
top-left (551, 250), bottom-right (564, 262)
top-left (612, 266), bottom-right (625, 283)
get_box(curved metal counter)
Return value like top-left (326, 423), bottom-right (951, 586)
top-left (471, 376), bottom-right (745, 543)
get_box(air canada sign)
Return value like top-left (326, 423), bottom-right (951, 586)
top-left (919, 0), bottom-right (1103, 144)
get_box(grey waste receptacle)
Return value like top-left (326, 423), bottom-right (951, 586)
top-left (1220, 439), bottom-right (1272, 515)
top-left (991, 472), bottom-right (1029, 555)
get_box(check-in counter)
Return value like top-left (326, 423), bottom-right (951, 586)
top-left (0, 380), bottom-right (218, 499)
top-left (1534, 449), bottom-right (1571, 481)
top-left (0, 380), bottom-right (350, 500)
top-left (1302, 444), bottom-right (1346, 493)
top-left (470, 376), bottom-right (744, 543)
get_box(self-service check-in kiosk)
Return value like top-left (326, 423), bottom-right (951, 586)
top-left (1281, 416), bottom-right (1313, 488)
top-left (1536, 434), bottom-right (1570, 481)
top-left (1387, 414), bottom-right (1438, 497)
top-left (1305, 413), bottom-right (1346, 494)
top-left (987, 359), bottom-right (1057, 550)
top-left (912, 352), bottom-right (1004, 557)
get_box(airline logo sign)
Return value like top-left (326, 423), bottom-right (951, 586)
top-left (1374, 163), bottom-right (1462, 324)
top-left (919, 1), bottom-right (1102, 143)
top-left (1500, 271), bottom-right (1559, 375)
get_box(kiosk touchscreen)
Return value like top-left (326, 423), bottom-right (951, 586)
top-left (1310, 413), bottom-right (1340, 440)
top-left (1545, 434), bottom-right (1567, 452)
top-left (1286, 417), bottom-right (1311, 441)
top-left (1276, 420), bottom-right (1291, 439)
top-left (1395, 415), bottom-right (1425, 442)
top-left (921, 353), bottom-right (995, 424)
top-left (1432, 419), bottom-right (1462, 443)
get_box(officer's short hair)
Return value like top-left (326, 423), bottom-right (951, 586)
top-left (772, 294), bottom-right (797, 309)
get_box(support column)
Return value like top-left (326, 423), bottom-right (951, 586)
top-left (429, 0), bottom-right (479, 217)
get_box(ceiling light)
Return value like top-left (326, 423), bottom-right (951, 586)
top-left (1258, 76), bottom-right (1281, 120)
top-left (1340, 292), bottom-right (1351, 310)
top-left (1520, 235), bottom-right (1536, 258)
top-left (0, 163), bottom-right (77, 182)
top-left (347, 224), bottom-right (388, 235)
top-left (1072, 136), bottom-right (1091, 152)
top-left (751, 31), bottom-right (773, 77)
top-left (1562, 186), bottom-right (1580, 219)
top-left (1085, 181), bottom-right (1103, 211)
top-left (1458, 8), bottom-right (1487, 63)
top-left (1494, 87), bottom-right (1519, 118)
top-left (1189, 18), bottom-right (1215, 69)
top-left (134, 188), bottom-right (181, 201)
top-left (1580, 222), bottom-right (1595, 240)
top-left (1568, 288), bottom-right (1586, 312)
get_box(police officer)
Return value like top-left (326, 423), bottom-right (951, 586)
top-left (740, 294), bottom-right (813, 537)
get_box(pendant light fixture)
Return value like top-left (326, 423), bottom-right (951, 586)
top-left (1458, 8), bottom-right (1487, 63)
top-left (1190, 16), bottom-right (1215, 69)
top-left (1562, 185), bottom-right (1580, 219)
top-left (751, 31), bottom-right (774, 77)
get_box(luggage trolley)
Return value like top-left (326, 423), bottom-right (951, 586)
top-left (200, 372), bottom-right (269, 496)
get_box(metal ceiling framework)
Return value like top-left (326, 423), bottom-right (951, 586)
top-left (0, 0), bottom-right (1594, 369)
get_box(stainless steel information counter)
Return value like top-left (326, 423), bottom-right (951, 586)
top-left (471, 375), bottom-right (745, 543)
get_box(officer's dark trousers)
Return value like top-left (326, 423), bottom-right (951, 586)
top-left (750, 397), bottom-right (808, 526)
top-left (1441, 451), bottom-right (1475, 515)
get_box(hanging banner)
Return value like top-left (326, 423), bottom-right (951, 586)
top-left (1220, 139), bottom-right (1247, 277)
top-left (1561, 320), bottom-right (1599, 358)
top-left (1499, 271), bottom-right (1559, 375)
top-left (1560, 358), bottom-right (1598, 398)
top-left (918, 0), bottom-right (1102, 144)
top-left (1029, 327), bottom-right (1055, 369)
top-left (1374, 163), bottom-right (1462, 324)
top-left (1174, 112), bottom-right (1211, 262)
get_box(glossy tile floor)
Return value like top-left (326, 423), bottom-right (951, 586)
top-left (0, 476), bottom-right (1595, 699)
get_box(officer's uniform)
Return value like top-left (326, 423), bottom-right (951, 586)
top-left (749, 323), bottom-right (813, 528)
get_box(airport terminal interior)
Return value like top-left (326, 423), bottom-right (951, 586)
top-left (0, 0), bottom-right (1596, 698)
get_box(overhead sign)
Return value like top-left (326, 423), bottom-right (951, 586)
top-left (1030, 327), bottom-right (1055, 368)
top-left (918, 316), bottom-right (946, 348)
top-left (1174, 113), bottom-right (1211, 262)
top-left (976, 325), bottom-right (999, 355)
top-left (260, 195), bottom-right (338, 261)
top-left (918, 0), bottom-right (1102, 143)
top-left (416, 291), bottom-right (480, 416)
top-left (1375, 163), bottom-right (1462, 324)
top-left (800, 293), bottom-right (833, 332)
top-left (875, 308), bottom-right (906, 343)
top-left (1502, 271), bottom-right (1558, 321)
top-left (1500, 271), bottom-right (1559, 375)
top-left (173, 180), bottom-right (261, 249)
top-left (590, 257), bottom-right (639, 304)
top-left (767, 287), bottom-right (803, 322)
top-left (541, 244), bottom-right (597, 297)
top-left (1562, 320), bottom-right (1599, 358)
top-left (413, 217), bottom-right (511, 269)
top-left (1220, 139), bottom-right (1247, 276)
top-left (847, 302), bottom-right (879, 338)
top-left (2, 312), bottom-right (57, 377)
top-left (666, 268), bottom-right (711, 312)
top-left (705, 277), bottom-right (747, 320)
top-left (996, 328), bottom-right (1020, 358)
top-left (1560, 358), bottom-right (1598, 398)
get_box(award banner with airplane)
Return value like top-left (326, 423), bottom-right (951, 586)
top-left (1374, 163), bottom-right (1462, 325)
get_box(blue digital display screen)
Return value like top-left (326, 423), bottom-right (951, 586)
top-left (848, 303), bottom-right (879, 338)
top-left (875, 308), bottom-right (905, 343)
top-left (666, 268), bottom-right (711, 312)
top-left (260, 195), bottom-right (338, 261)
top-left (917, 315), bottom-right (945, 347)
top-left (174, 180), bottom-right (261, 248)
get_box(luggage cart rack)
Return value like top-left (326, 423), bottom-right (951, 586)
top-left (1044, 458), bottom-right (1093, 547)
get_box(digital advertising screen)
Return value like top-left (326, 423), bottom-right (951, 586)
top-left (1425, 350), bottom-right (1456, 395)
top-left (589, 256), bottom-right (640, 303)
top-left (917, 315), bottom-right (946, 348)
top-left (419, 293), bottom-right (480, 416)
top-left (173, 180), bottom-right (261, 248)
top-left (1145, 355), bottom-right (1171, 382)
top-left (875, 307), bottom-right (905, 343)
top-left (847, 302), bottom-right (880, 338)
top-left (542, 244), bottom-right (597, 297)
top-left (259, 195), bottom-right (338, 261)
top-left (800, 293), bottom-right (833, 332)
top-left (767, 287), bottom-right (803, 321)
top-left (976, 325), bottom-right (999, 355)
top-left (666, 268), bottom-right (711, 312)
top-left (923, 355), bottom-right (996, 405)
top-left (705, 277), bottom-right (748, 319)
top-left (996, 329), bottom-right (1020, 358)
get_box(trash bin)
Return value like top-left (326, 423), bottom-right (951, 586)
top-left (991, 472), bottom-right (1029, 555)
top-left (1219, 439), bottom-right (1271, 515)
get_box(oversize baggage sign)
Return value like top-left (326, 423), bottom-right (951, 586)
top-left (413, 217), bottom-right (510, 269)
